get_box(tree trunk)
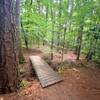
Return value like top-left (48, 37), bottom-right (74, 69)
top-left (76, 24), bottom-right (83, 60)
top-left (42, 5), bottom-right (48, 46)
top-left (37, 33), bottom-right (40, 48)
top-left (57, 0), bottom-right (62, 52)
top-left (51, 8), bottom-right (55, 60)
top-left (0, 0), bottom-right (20, 93)
top-left (61, 23), bottom-right (67, 62)
top-left (21, 20), bottom-right (29, 49)
top-left (16, 0), bottom-right (25, 63)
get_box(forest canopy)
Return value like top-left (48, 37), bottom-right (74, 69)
top-left (21, 0), bottom-right (100, 62)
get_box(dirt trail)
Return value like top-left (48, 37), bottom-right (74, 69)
top-left (0, 47), bottom-right (100, 100)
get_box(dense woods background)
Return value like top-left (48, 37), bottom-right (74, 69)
top-left (21, 0), bottom-right (100, 62)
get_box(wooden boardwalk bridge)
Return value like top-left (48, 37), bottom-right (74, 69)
top-left (30, 56), bottom-right (62, 88)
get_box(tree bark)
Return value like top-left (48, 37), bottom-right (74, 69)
top-left (21, 20), bottom-right (29, 49)
top-left (76, 24), bottom-right (83, 60)
top-left (57, 0), bottom-right (62, 52)
top-left (0, 0), bottom-right (20, 93)
top-left (61, 23), bottom-right (67, 62)
top-left (51, 8), bottom-right (55, 60)
top-left (16, 0), bottom-right (25, 63)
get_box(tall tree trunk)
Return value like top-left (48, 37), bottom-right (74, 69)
top-left (68, 0), bottom-right (74, 32)
top-left (0, 0), bottom-right (20, 93)
top-left (51, 8), bottom-right (55, 60)
top-left (37, 32), bottom-right (40, 48)
top-left (16, 0), bottom-right (25, 63)
top-left (42, 5), bottom-right (48, 46)
top-left (76, 24), bottom-right (83, 60)
top-left (57, 0), bottom-right (62, 52)
top-left (21, 20), bottom-right (29, 49)
top-left (61, 23), bottom-right (67, 62)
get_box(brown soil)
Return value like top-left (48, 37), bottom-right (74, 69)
top-left (0, 46), bottom-right (100, 100)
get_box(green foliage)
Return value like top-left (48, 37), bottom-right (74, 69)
top-left (20, 80), bottom-right (29, 88)
top-left (21, 0), bottom-right (100, 62)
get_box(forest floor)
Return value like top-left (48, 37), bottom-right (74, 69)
top-left (0, 45), bottom-right (100, 100)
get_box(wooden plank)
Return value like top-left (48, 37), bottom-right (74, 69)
top-left (30, 56), bottom-right (62, 87)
